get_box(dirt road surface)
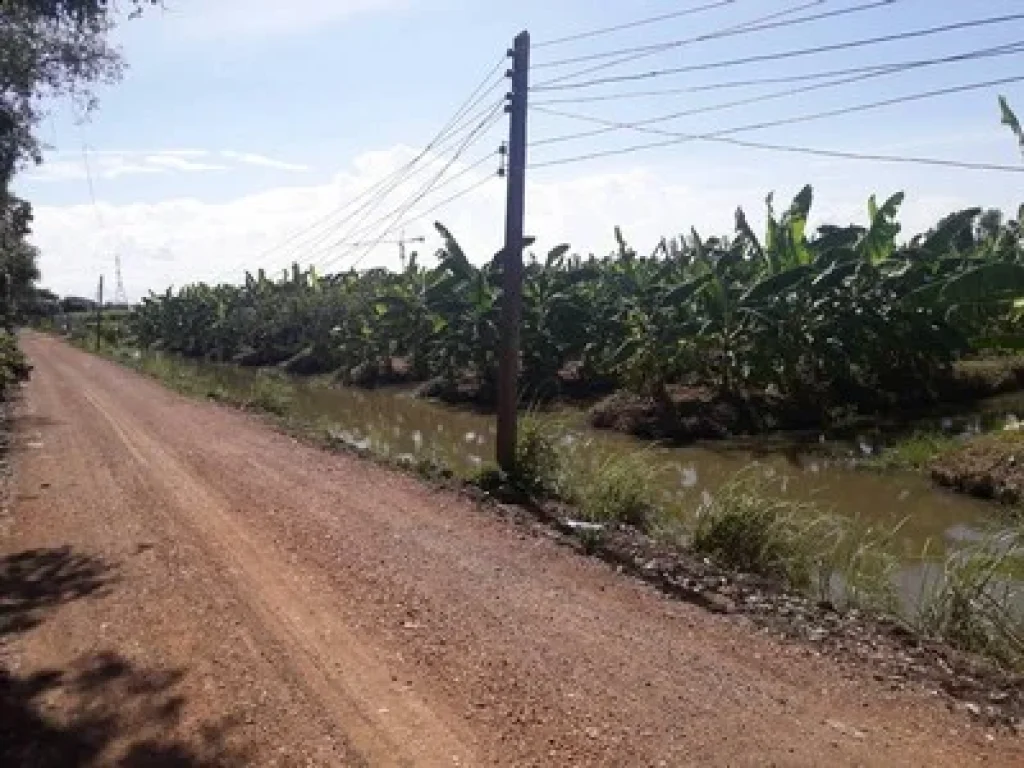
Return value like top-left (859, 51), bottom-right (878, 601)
top-left (0, 333), bottom-right (1019, 766)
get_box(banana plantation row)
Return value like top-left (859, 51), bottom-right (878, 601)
top-left (129, 188), bottom-right (1024, 433)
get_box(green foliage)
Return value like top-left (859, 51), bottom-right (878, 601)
top-left (512, 415), bottom-right (562, 496)
top-left (129, 191), bottom-right (1023, 424)
top-left (567, 449), bottom-right (659, 528)
top-left (825, 518), bottom-right (906, 614)
top-left (241, 373), bottom-right (293, 416)
top-left (692, 471), bottom-right (836, 588)
top-left (870, 432), bottom-right (958, 471)
top-left (507, 417), bottom-right (660, 529)
top-left (2, 0), bottom-right (152, 177)
top-left (0, 329), bottom-right (29, 392)
top-left (914, 535), bottom-right (1024, 667)
top-left (1000, 96), bottom-right (1024, 158)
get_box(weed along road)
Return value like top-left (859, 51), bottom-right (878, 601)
top-left (1, 333), bottom-right (1019, 767)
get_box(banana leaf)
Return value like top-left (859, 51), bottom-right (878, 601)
top-left (741, 265), bottom-right (813, 305)
top-left (940, 262), bottom-right (1024, 304)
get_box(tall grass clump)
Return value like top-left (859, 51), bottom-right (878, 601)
top-left (0, 331), bottom-right (30, 394)
top-left (512, 415), bottom-right (563, 496)
top-left (912, 534), bottom-right (1024, 667)
top-left (242, 373), bottom-right (293, 416)
top-left (507, 417), bottom-right (662, 530)
top-left (823, 518), bottom-right (906, 613)
top-left (565, 448), bottom-right (661, 529)
top-left (692, 470), bottom-right (842, 589)
top-left (871, 431), bottom-right (958, 471)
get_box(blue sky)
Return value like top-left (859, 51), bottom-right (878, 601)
top-left (15, 0), bottom-right (1024, 299)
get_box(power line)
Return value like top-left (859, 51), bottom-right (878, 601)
top-left (210, 55), bottom-right (508, 284)
top-left (79, 143), bottom-right (104, 228)
top-left (535, 0), bottom-right (825, 93)
top-left (531, 129), bottom-right (1024, 174)
top-left (313, 148), bottom-right (501, 269)
top-left (317, 237), bottom-right (427, 248)
top-left (321, 137), bottom-right (501, 272)
top-left (532, 0), bottom-right (897, 77)
top-left (345, 174), bottom-right (498, 273)
top-left (256, 77), bottom-right (505, 277)
top-left (532, 75), bottom-right (1024, 153)
top-left (532, 9), bottom-right (1024, 91)
top-left (529, 81), bottom-right (1024, 174)
top-left (314, 104), bottom-right (504, 272)
top-left (703, 138), bottom-right (1024, 173)
top-left (533, 42), bottom-right (1024, 106)
top-left (534, 0), bottom-right (737, 49)
top-left (532, 0), bottom-right (828, 71)
top-left (79, 137), bottom-right (127, 303)
top-left (314, 109), bottom-right (504, 273)
top-left (262, 92), bottom-right (506, 276)
top-left (532, 43), bottom-right (1024, 146)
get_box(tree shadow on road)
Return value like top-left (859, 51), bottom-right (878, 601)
top-left (0, 547), bottom-right (248, 766)
top-left (0, 651), bottom-right (248, 767)
top-left (0, 546), bottom-right (115, 638)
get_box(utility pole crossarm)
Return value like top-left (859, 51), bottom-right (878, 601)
top-left (496, 31), bottom-right (530, 472)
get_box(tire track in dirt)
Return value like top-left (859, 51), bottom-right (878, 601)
top-left (71, 363), bottom-right (479, 768)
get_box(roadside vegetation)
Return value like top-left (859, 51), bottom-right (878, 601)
top-left (126, 194), bottom-right (1024, 446)
top-left (1, 1), bottom-right (154, 398)
top-left (510, 418), bottom-right (1024, 670)
top-left (868, 413), bottom-right (1022, 510)
top-left (84, 343), bottom-right (1024, 673)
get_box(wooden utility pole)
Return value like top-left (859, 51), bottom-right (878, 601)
top-left (95, 275), bottom-right (104, 351)
top-left (496, 31), bottom-right (530, 472)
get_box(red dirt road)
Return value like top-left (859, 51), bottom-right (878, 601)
top-left (0, 333), bottom-right (1019, 766)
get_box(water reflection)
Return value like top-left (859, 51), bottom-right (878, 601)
top-left (181, 358), bottom-right (1019, 585)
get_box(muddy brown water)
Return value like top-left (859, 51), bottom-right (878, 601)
top-left (153, 355), bottom-right (1024, 604)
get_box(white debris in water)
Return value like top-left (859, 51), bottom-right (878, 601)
top-left (412, 430), bottom-right (423, 450)
top-left (679, 466), bottom-right (698, 488)
top-left (564, 520), bottom-right (604, 532)
top-left (1004, 414), bottom-right (1021, 432)
top-left (464, 431), bottom-right (477, 443)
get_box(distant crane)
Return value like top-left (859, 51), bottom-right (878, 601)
top-left (398, 231), bottom-right (426, 270)
top-left (327, 234), bottom-right (425, 271)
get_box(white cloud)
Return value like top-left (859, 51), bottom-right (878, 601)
top-left (220, 151), bottom-right (309, 172)
top-left (26, 149), bottom-right (307, 182)
top-left (165, 0), bottom-right (406, 41)
top-left (143, 155), bottom-right (228, 172)
top-left (26, 144), bottom-right (1024, 301)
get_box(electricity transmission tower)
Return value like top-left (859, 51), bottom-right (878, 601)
top-left (113, 252), bottom-right (128, 305)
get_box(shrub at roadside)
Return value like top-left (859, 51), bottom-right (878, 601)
top-left (691, 471), bottom-right (838, 589)
top-left (0, 331), bottom-right (31, 394)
